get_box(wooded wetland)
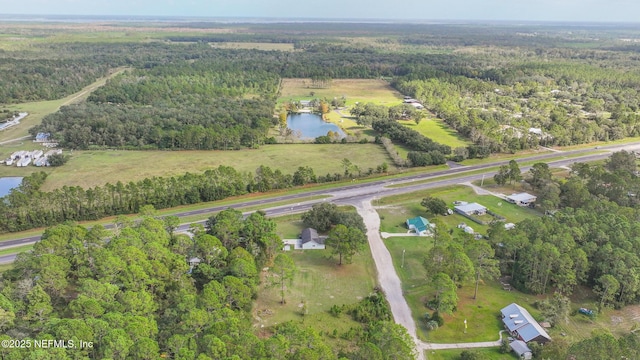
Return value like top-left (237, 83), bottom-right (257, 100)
top-left (2, 20), bottom-right (640, 359)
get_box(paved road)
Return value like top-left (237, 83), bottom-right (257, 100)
top-left (2, 143), bottom-right (640, 358)
top-left (0, 144), bottom-right (636, 264)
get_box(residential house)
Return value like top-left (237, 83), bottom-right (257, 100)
top-left (406, 216), bottom-right (431, 235)
top-left (501, 303), bottom-right (551, 344)
top-left (300, 228), bottom-right (325, 250)
top-left (506, 193), bottom-right (537, 207)
top-left (454, 202), bottom-right (487, 216)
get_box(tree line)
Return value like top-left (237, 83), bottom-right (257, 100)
top-left (0, 160), bottom-right (388, 233)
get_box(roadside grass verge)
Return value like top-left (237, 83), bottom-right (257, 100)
top-left (0, 264), bottom-right (14, 273)
top-left (0, 244), bottom-right (33, 256)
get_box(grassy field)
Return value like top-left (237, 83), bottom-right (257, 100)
top-left (278, 78), bottom-right (404, 107)
top-left (384, 232), bottom-right (544, 343)
top-left (397, 119), bottom-right (470, 149)
top-left (0, 67), bottom-right (128, 143)
top-left (209, 42), bottom-right (295, 51)
top-left (253, 211), bottom-right (378, 347)
top-left (376, 185), bottom-right (545, 343)
top-left (0, 143), bottom-right (395, 191)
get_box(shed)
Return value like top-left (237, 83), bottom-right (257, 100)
top-left (454, 202), bottom-right (487, 216)
top-left (301, 228), bottom-right (325, 250)
top-left (506, 193), bottom-right (537, 207)
top-left (510, 340), bottom-right (532, 359)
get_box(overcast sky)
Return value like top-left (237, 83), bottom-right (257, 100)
top-left (1, 0), bottom-right (639, 23)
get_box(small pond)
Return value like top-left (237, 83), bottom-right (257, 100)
top-left (287, 113), bottom-right (346, 139)
top-left (0, 177), bottom-right (22, 197)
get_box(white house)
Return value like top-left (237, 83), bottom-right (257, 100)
top-left (454, 202), bottom-right (487, 216)
top-left (506, 193), bottom-right (537, 207)
top-left (300, 228), bottom-right (326, 250)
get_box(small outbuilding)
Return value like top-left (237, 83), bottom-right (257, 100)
top-left (300, 228), bottom-right (325, 250)
top-left (510, 340), bottom-right (533, 359)
top-left (454, 202), bottom-right (487, 216)
top-left (507, 193), bottom-right (537, 207)
top-left (406, 216), bottom-right (431, 235)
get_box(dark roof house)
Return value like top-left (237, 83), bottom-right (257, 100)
top-left (300, 228), bottom-right (325, 250)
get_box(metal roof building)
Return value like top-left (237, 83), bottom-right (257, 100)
top-left (501, 303), bottom-right (551, 344)
top-left (454, 202), bottom-right (487, 216)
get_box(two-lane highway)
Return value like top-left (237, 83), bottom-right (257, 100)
top-left (1, 142), bottom-right (639, 263)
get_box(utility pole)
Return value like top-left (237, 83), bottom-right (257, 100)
top-left (481, 174), bottom-right (485, 187)
top-left (401, 249), bottom-right (405, 268)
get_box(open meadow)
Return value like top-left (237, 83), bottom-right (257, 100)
top-left (0, 143), bottom-right (395, 191)
top-left (278, 78), bottom-right (404, 107)
top-left (397, 118), bottom-right (470, 149)
top-left (254, 213), bottom-right (378, 347)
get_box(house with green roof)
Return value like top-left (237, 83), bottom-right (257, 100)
top-left (406, 216), bottom-right (432, 235)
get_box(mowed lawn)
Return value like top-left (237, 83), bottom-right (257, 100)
top-left (397, 119), bottom-right (469, 149)
top-left (278, 78), bottom-right (404, 107)
top-left (384, 234), bottom-right (544, 343)
top-left (28, 143), bottom-right (395, 190)
top-left (377, 185), bottom-right (541, 235)
top-left (376, 185), bottom-right (544, 343)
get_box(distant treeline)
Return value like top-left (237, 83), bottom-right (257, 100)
top-left (0, 59), bottom-right (110, 104)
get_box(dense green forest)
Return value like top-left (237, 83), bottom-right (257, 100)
top-left (17, 23), bottom-right (640, 157)
top-left (0, 210), bottom-right (415, 359)
top-left (487, 152), bottom-right (640, 307)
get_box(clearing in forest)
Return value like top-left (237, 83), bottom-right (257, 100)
top-left (278, 78), bottom-right (404, 107)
